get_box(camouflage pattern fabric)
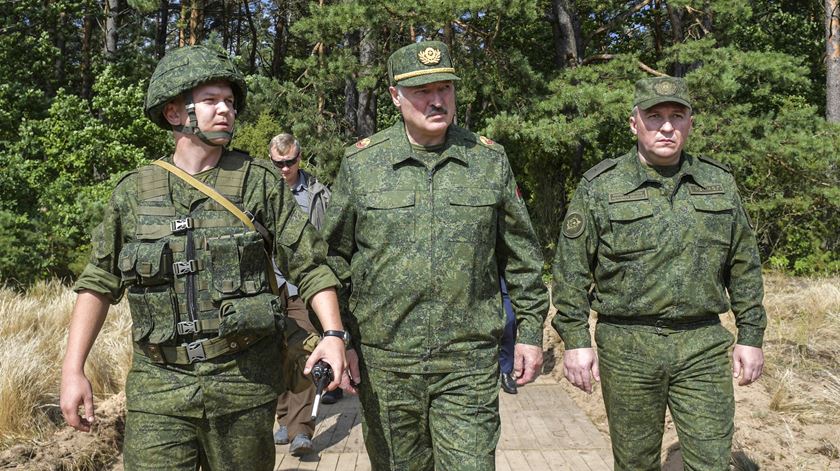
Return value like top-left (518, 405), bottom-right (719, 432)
top-left (387, 40), bottom-right (461, 87)
top-left (596, 322), bottom-right (735, 471)
top-left (321, 120), bottom-right (547, 468)
top-left (551, 149), bottom-right (767, 470)
top-left (322, 121), bottom-right (548, 374)
top-left (358, 358), bottom-right (500, 471)
top-left (73, 150), bottom-right (339, 466)
top-left (123, 400), bottom-right (276, 471)
top-left (551, 150), bottom-right (767, 350)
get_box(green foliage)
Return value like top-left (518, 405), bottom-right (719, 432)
top-left (0, 0), bottom-right (836, 285)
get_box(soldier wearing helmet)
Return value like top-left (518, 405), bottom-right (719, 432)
top-left (59, 45), bottom-right (360, 470)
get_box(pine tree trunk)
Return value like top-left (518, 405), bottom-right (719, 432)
top-left (271, 3), bottom-right (290, 78)
top-left (179, 0), bottom-right (188, 47)
top-left (242, 0), bottom-right (258, 72)
top-left (189, 0), bottom-right (203, 45)
top-left (549, 0), bottom-right (581, 69)
top-left (827, 0), bottom-right (840, 121)
top-left (104, 0), bottom-right (119, 59)
top-left (81, 0), bottom-right (93, 101)
top-left (356, 29), bottom-right (377, 137)
top-left (155, 0), bottom-right (168, 59)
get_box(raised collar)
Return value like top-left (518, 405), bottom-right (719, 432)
top-left (388, 121), bottom-right (469, 168)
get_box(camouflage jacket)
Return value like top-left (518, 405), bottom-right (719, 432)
top-left (74, 150), bottom-right (339, 418)
top-left (322, 121), bottom-right (548, 373)
top-left (551, 150), bottom-right (767, 350)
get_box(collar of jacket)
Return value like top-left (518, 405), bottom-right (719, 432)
top-left (611, 149), bottom-right (713, 195)
top-left (387, 120), bottom-right (470, 168)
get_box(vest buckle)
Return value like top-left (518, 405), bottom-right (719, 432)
top-left (170, 217), bottom-right (195, 233)
top-left (172, 260), bottom-right (197, 275)
top-left (177, 320), bottom-right (200, 335)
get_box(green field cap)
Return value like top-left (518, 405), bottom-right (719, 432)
top-left (388, 41), bottom-right (461, 87)
top-left (634, 77), bottom-right (692, 110)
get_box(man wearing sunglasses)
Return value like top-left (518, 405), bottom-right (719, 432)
top-left (268, 133), bottom-right (334, 456)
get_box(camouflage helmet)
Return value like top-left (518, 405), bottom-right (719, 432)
top-left (144, 45), bottom-right (247, 130)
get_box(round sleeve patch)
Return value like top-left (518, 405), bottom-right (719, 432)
top-left (562, 211), bottom-right (586, 238)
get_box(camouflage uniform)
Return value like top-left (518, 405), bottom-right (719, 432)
top-left (324, 109), bottom-right (547, 471)
top-left (73, 46), bottom-right (340, 470)
top-left (552, 78), bottom-right (767, 471)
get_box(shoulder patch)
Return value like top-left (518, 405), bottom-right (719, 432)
top-left (698, 155), bottom-right (731, 173)
top-left (479, 135), bottom-right (494, 146)
top-left (345, 134), bottom-right (389, 158)
top-left (562, 210), bottom-right (586, 239)
top-left (355, 138), bottom-right (371, 149)
top-left (583, 159), bottom-right (617, 181)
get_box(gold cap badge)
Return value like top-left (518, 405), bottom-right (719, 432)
top-left (417, 47), bottom-right (442, 65)
top-left (654, 80), bottom-right (677, 96)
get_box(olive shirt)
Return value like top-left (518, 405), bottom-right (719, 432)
top-left (322, 121), bottom-right (548, 374)
top-left (74, 152), bottom-right (340, 418)
top-left (552, 150), bottom-right (766, 350)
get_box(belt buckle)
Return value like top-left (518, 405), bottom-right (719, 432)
top-left (177, 320), bottom-right (199, 335)
top-left (185, 339), bottom-right (207, 363)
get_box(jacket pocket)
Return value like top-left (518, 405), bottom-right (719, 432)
top-left (360, 190), bottom-right (416, 245)
top-left (607, 201), bottom-right (657, 257)
top-left (444, 189), bottom-right (499, 243)
top-left (691, 197), bottom-right (734, 247)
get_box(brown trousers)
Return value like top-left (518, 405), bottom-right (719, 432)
top-left (277, 287), bottom-right (317, 438)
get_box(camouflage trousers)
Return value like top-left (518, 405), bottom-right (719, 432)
top-left (123, 400), bottom-right (277, 471)
top-left (358, 360), bottom-right (501, 471)
top-left (595, 321), bottom-right (735, 471)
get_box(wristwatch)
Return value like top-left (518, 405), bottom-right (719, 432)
top-left (321, 330), bottom-right (352, 349)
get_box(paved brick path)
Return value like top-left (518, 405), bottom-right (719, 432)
top-left (275, 382), bottom-right (613, 471)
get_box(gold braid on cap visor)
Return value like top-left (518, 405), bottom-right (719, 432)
top-left (393, 67), bottom-right (456, 82)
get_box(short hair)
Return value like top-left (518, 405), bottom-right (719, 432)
top-left (269, 133), bottom-right (300, 157)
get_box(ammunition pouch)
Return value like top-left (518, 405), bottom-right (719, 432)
top-left (207, 231), bottom-right (269, 302)
top-left (118, 240), bottom-right (173, 286)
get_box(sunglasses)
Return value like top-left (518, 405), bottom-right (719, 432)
top-left (271, 154), bottom-right (300, 169)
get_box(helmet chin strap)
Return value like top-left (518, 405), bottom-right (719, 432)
top-left (172, 93), bottom-right (234, 147)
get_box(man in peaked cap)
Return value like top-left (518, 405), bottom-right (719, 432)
top-left (321, 40), bottom-right (549, 470)
top-left (60, 46), bottom-right (355, 470)
top-left (551, 76), bottom-right (767, 470)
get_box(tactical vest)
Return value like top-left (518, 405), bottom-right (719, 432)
top-left (118, 152), bottom-right (283, 364)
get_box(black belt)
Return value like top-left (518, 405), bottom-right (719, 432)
top-left (597, 315), bottom-right (720, 330)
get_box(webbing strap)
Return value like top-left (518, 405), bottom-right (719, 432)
top-left (152, 160), bottom-right (255, 230)
top-left (151, 159), bottom-right (280, 295)
top-left (134, 333), bottom-right (264, 365)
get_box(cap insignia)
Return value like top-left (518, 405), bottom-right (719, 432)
top-left (654, 80), bottom-right (677, 96)
top-left (417, 47), bottom-right (442, 66)
top-left (355, 138), bottom-right (371, 149)
top-left (479, 136), bottom-right (495, 146)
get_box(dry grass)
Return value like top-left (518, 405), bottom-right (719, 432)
top-left (756, 273), bottom-right (840, 423)
top-left (0, 280), bottom-right (131, 451)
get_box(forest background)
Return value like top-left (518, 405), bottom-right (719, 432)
top-left (0, 0), bottom-right (838, 287)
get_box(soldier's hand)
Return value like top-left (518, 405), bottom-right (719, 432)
top-left (732, 344), bottom-right (764, 386)
top-left (60, 371), bottom-right (95, 432)
top-left (513, 343), bottom-right (543, 386)
top-left (304, 336), bottom-right (346, 391)
top-left (562, 347), bottom-right (600, 394)
top-left (341, 348), bottom-right (361, 395)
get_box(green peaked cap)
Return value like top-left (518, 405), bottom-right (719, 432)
top-left (388, 41), bottom-right (461, 87)
top-left (633, 77), bottom-right (692, 111)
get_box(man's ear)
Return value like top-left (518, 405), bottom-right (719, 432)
top-left (163, 101), bottom-right (184, 126)
top-left (389, 86), bottom-right (401, 107)
top-left (629, 114), bottom-right (638, 136)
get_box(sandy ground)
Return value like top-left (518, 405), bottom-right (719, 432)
top-left (543, 315), bottom-right (840, 471)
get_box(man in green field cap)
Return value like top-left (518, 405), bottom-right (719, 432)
top-left (551, 76), bottom-right (767, 470)
top-left (321, 40), bottom-right (549, 470)
top-left (59, 45), bottom-right (357, 470)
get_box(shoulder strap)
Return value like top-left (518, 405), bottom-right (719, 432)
top-left (152, 159), bottom-right (280, 295)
